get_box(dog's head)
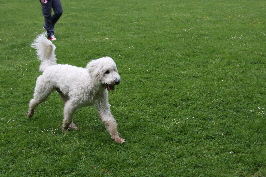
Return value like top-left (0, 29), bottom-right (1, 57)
top-left (86, 57), bottom-right (120, 91)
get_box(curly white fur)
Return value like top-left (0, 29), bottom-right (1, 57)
top-left (31, 33), bottom-right (57, 72)
top-left (27, 33), bottom-right (125, 143)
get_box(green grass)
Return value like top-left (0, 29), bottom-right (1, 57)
top-left (1, 0), bottom-right (266, 176)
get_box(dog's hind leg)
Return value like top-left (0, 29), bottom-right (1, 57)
top-left (27, 76), bottom-right (54, 118)
top-left (56, 88), bottom-right (69, 104)
top-left (62, 100), bottom-right (78, 131)
top-left (56, 91), bottom-right (78, 131)
top-left (27, 99), bottom-right (38, 118)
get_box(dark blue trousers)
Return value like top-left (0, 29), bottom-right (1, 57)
top-left (41, 0), bottom-right (63, 37)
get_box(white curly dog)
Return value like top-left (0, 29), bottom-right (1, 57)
top-left (27, 33), bottom-right (125, 143)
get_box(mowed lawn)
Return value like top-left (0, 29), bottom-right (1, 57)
top-left (1, 0), bottom-right (266, 176)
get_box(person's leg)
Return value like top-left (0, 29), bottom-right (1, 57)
top-left (51, 0), bottom-right (63, 27)
top-left (41, 0), bottom-right (54, 38)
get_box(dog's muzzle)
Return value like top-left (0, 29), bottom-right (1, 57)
top-left (106, 78), bottom-right (120, 91)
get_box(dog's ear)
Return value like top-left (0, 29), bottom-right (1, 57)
top-left (86, 60), bottom-right (100, 79)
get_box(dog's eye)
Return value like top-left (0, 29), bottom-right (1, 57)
top-left (105, 70), bottom-right (110, 74)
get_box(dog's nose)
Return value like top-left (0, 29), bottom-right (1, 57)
top-left (114, 78), bottom-right (120, 85)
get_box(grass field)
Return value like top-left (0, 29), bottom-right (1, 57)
top-left (1, 0), bottom-right (266, 176)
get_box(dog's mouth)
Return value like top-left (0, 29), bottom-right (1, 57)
top-left (105, 84), bottom-right (115, 91)
top-left (104, 79), bottom-right (120, 91)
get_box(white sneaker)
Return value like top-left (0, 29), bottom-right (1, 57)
top-left (49, 35), bottom-right (57, 41)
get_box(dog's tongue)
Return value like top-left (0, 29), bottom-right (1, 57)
top-left (107, 85), bottom-right (115, 91)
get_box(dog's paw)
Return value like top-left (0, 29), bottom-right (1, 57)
top-left (69, 122), bottom-right (78, 130)
top-left (27, 110), bottom-right (34, 118)
top-left (114, 137), bottom-right (125, 143)
top-left (62, 122), bottom-right (78, 132)
top-left (62, 126), bottom-right (68, 132)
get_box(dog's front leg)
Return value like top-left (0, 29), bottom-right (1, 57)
top-left (96, 104), bottom-right (125, 143)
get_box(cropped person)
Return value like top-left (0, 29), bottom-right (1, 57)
top-left (40, 0), bottom-right (63, 40)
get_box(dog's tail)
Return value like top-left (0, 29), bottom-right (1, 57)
top-left (31, 33), bottom-right (57, 72)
